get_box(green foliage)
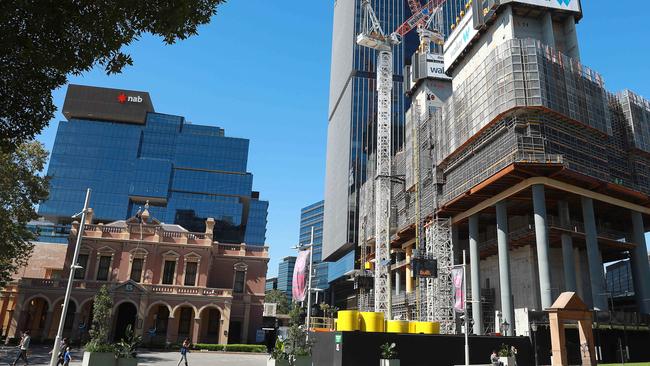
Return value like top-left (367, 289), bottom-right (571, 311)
top-left (270, 339), bottom-right (287, 360)
top-left (284, 304), bottom-right (312, 359)
top-left (380, 342), bottom-right (398, 360)
top-left (192, 344), bottom-right (266, 353)
top-left (0, 0), bottom-right (226, 150)
top-left (114, 324), bottom-right (142, 359)
top-left (0, 141), bottom-right (49, 287)
top-left (85, 285), bottom-right (113, 352)
top-left (265, 289), bottom-right (290, 314)
top-left (498, 344), bottom-right (517, 357)
top-left (318, 303), bottom-right (339, 319)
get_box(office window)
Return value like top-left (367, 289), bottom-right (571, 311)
top-left (74, 254), bottom-right (89, 280)
top-left (184, 262), bottom-right (198, 286)
top-left (96, 256), bottom-right (111, 281)
top-left (130, 258), bottom-right (144, 282)
top-left (234, 270), bottom-right (245, 293)
top-left (162, 260), bottom-right (176, 285)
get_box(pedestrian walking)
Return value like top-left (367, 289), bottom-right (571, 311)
top-left (490, 350), bottom-right (500, 366)
top-left (11, 330), bottom-right (31, 366)
top-left (63, 347), bottom-right (72, 366)
top-left (49, 337), bottom-right (68, 366)
top-left (177, 338), bottom-right (190, 366)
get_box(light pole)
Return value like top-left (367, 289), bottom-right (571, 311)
top-left (292, 227), bottom-right (314, 341)
top-left (49, 188), bottom-right (91, 366)
top-left (463, 249), bottom-right (469, 366)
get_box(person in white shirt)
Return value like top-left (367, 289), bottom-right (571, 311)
top-left (12, 330), bottom-right (31, 366)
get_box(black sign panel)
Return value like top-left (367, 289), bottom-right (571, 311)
top-left (62, 84), bottom-right (155, 125)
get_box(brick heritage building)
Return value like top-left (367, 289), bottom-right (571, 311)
top-left (0, 206), bottom-right (269, 345)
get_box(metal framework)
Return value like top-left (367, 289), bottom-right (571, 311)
top-left (425, 218), bottom-right (455, 333)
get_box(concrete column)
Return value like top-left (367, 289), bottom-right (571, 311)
top-left (581, 196), bottom-right (608, 311)
top-left (558, 200), bottom-right (577, 292)
top-left (542, 12), bottom-right (556, 48)
top-left (191, 318), bottom-right (201, 344)
top-left (532, 184), bottom-right (553, 309)
top-left (469, 214), bottom-right (483, 335)
top-left (405, 247), bottom-right (413, 293)
top-left (219, 306), bottom-right (231, 345)
top-left (630, 211), bottom-right (650, 314)
top-left (242, 300), bottom-right (251, 343)
top-left (563, 16), bottom-right (581, 60)
top-left (395, 270), bottom-right (401, 295)
top-left (496, 201), bottom-right (514, 336)
top-left (452, 224), bottom-right (460, 265)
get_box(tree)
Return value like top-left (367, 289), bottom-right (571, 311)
top-left (0, 141), bottom-right (49, 287)
top-left (265, 289), bottom-right (291, 315)
top-left (86, 285), bottom-right (114, 352)
top-left (0, 0), bottom-right (225, 151)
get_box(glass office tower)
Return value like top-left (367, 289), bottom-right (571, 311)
top-left (299, 200), bottom-right (328, 290)
top-left (277, 256), bottom-right (297, 301)
top-left (38, 84), bottom-right (268, 245)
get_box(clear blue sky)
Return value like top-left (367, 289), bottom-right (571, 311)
top-left (36, 1), bottom-right (650, 277)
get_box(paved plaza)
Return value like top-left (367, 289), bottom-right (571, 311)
top-left (0, 345), bottom-right (268, 366)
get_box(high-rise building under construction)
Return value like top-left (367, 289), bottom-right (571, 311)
top-left (351, 0), bottom-right (650, 341)
top-left (324, 0), bottom-right (467, 309)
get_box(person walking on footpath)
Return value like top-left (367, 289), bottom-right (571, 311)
top-left (62, 347), bottom-right (72, 366)
top-left (49, 337), bottom-right (68, 366)
top-left (12, 330), bottom-right (31, 366)
top-left (177, 338), bottom-right (190, 366)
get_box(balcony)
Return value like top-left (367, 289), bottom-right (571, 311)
top-left (17, 278), bottom-right (232, 298)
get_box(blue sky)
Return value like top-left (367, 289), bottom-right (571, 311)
top-left (36, 1), bottom-right (650, 277)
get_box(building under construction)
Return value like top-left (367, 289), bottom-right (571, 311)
top-left (355, 0), bottom-right (650, 339)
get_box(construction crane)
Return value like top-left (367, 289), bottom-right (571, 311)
top-left (357, 0), bottom-right (446, 319)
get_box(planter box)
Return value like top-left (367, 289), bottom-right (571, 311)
top-left (293, 356), bottom-right (312, 366)
top-left (82, 352), bottom-right (115, 366)
top-left (499, 356), bottom-right (516, 366)
top-left (267, 359), bottom-right (290, 366)
top-left (117, 358), bottom-right (138, 366)
top-left (380, 360), bottom-right (400, 366)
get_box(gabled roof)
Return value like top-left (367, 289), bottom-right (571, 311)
top-left (549, 292), bottom-right (588, 311)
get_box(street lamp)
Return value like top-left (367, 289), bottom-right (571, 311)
top-left (49, 188), bottom-right (91, 366)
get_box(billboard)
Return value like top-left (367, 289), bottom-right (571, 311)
top-left (443, 12), bottom-right (478, 72)
top-left (412, 258), bottom-right (438, 278)
top-left (62, 84), bottom-right (154, 125)
top-left (503, 0), bottom-right (581, 13)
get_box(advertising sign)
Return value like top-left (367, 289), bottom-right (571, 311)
top-left (426, 54), bottom-right (451, 80)
top-left (503, 0), bottom-right (581, 13)
top-left (443, 12), bottom-right (478, 71)
top-left (292, 249), bottom-right (310, 302)
top-left (413, 258), bottom-right (438, 278)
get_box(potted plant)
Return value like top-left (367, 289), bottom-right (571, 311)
top-left (498, 344), bottom-right (517, 366)
top-left (82, 285), bottom-right (116, 366)
top-left (267, 339), bottom-right (289, 366)
top-left (380, 342), bottom-right (400, 366)
top-left (114, 324), bottom-right (141, 366)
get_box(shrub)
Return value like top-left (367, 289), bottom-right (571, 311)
top-left (192, 343), bottom-right (266, 353)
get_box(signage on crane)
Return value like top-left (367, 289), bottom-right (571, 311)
top-left (502, 0), bottom-right (581, 13)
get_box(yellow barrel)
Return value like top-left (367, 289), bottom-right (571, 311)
top-left (336, 310), bottom-right (360, 331)
top-left (414, 321), bottom-right (440, 334)
top-left (386, 320), bottom-right (409, 334)
top-left (359, 312), bottom-right (385, 332)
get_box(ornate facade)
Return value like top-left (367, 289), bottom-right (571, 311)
top-left (0, 207), bottom-right (269, 345)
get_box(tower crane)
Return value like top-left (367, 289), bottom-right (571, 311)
top-left (357, 0), bottom-right (447, 319)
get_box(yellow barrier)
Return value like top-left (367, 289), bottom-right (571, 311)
top-left (359, 312), bottom-right (385, 332)
top-left (336, 310), bottom-right (360, 331)
top-left (386, 320), bottom-right (409, 334)
top-left (413, 321), bottom-right (440, 334)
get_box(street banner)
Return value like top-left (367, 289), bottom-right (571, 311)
top-left (292, 249), bottom-right (310, 302)
top-left (452, 267), bottom-right (465, 313)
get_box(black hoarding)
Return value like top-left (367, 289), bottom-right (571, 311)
top-left (62, 84), bottom-right (155, 125)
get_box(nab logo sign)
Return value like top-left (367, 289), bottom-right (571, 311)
top-left (117, 92), bottom-right (143, 104)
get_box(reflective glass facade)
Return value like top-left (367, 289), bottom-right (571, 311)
top-left (299, 200), bottom-right (328, 290)
top-left (277, 256), bottom-right (296, 301)
top-left (39, 101), bottom-right (268, 245)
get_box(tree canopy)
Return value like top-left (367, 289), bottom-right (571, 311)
top-left (265, 289), bottom-right (291, 315)
top-left (0, 141), bottom-right (49, 287)
top-left (0, 0), bottom-right (225, 151)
